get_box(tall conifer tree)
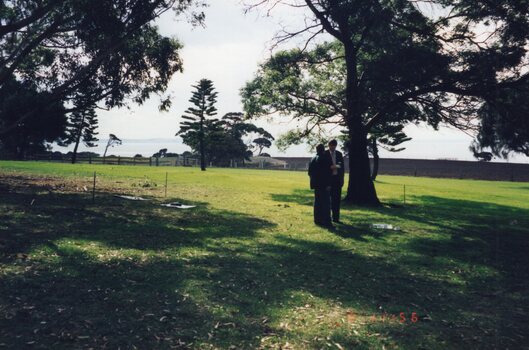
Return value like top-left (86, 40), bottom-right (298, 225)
top-left (177, 79), bottom-right (219, 171)
top-left (62, 108), bottom-right (99, 164)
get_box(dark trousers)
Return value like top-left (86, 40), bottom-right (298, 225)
top-left (330, 177), bottom-right (342, 222)
top-left (313, 187), bottom-right (331, 225)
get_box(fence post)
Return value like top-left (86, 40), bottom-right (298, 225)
top-left (118, 156), bottom-right (121, 165)
top-left (149, 157), bottom-right (152, 166)
top-left (89, 155), bottom-right (92, 164)
top-left (156, 156), bottom-right (159, 166)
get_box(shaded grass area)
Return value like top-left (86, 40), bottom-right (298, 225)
top-left (0, 162), bottom-right (528, 349)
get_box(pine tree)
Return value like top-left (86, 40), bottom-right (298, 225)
top-left (64, 108), bottom-right (99, 164)
top-left (177, 79), bottom-right (219, 171)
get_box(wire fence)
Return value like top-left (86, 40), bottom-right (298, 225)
top-left (21, 154), bottom-right (199, 167)
top-left (12, 154), bottom-right (306, 171)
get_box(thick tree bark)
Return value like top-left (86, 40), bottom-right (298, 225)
top-left (342, 43), bottom-right (380, 206)
top-left (344, 129), bottom-right (380, 206)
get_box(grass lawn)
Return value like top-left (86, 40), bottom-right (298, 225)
top-left (0, 160), bottom-right (528, 349)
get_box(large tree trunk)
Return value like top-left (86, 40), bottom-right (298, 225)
top-left (344, 129), bottom-right (381, 206)
top-left (343, 44), bottom-right (380, 206)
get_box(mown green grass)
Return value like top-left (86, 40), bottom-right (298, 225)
top-left (0, 160), bottom-right (528, 349)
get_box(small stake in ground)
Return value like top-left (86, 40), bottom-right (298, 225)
top-left (92, 171), bottom-right (96, 201)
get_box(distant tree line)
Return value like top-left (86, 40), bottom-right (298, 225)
top-left (14, 149), bottom-right (199, 162)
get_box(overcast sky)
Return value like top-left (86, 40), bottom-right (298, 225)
top-left (56, 0), bottom-right (528, 163)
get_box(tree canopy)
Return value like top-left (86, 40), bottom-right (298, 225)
top-left (253, 137), bottom-right (273, 156)
top-left (245, 0), bottom-right (529, 205)
top-left (0, 0), bottom-right (205, 134)
top-left (211, 112), bottom-right (274, 165)
top-left (471, 86), bottom-right (529, 158)
top-left (0, 77), bottom-right (66, 159)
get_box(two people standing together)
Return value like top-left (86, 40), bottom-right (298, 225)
top-left (308, 139), bottom-right (345, 228)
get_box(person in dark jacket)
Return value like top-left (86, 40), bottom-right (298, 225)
top-left (326, 139), bottom-right (345, 223)
top-left (308, 144), bottom-right (333, 227)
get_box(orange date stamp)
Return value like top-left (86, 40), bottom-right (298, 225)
top-left (346, 311), bottom-right (420, 324)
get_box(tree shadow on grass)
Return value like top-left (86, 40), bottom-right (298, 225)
top-left (3, 233), bottom-right (526, 349)
top-left (268, 188), bottom-right (529, 347)
top-left (394, 195), bottom-right (529, 277)
top-left (170, 234), bottom-right (527, 349)
top-left (336, 193), bottom-right (529, 282)
top-left (389, 195), bottom-right (529, 348)
top-left (1, 179), bottom-right (528, 349)
top-left (0, 180), bottom-right (279, 348)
